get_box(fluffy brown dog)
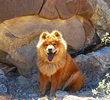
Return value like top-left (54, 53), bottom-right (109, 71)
top-left (36, 31), bottom-right (84, 96)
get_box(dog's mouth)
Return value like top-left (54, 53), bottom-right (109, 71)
top-left (48, 51), bottom-right (56, 61)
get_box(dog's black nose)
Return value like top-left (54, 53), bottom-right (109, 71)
top-left (48, 48), bottom-right (52, 52)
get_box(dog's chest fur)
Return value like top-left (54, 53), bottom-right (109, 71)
top-left (37, 59), bottom-right (66, 77)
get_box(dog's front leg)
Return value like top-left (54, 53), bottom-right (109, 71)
top-left (50, 69), bottom-right (62, 97)
top-left (38, 71), bottom-right (49, 96)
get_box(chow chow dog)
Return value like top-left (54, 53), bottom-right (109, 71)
top-left (36, 30), bottom-right (84, 96)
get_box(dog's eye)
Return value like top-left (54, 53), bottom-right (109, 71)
top-left (45, 44), bottom-right (48, 46)
top-left (53, 43), bottom-right (56, 46)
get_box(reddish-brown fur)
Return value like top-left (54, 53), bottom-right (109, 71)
top-left (36, 31), bottom-right (84, 96)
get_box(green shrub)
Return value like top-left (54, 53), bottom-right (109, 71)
top-left (101, 32), bottom-right (110, 44)
top-left (92, 73), bottom-right (110, 99)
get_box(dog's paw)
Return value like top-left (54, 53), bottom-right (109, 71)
top-left (50, 92), bottom-right (56, 98)
top-left (37, 92), bottom-right (45, 97)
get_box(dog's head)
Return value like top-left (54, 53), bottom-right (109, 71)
top-left (37, 31), bottom-right (67, 62)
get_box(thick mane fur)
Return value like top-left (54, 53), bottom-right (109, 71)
top-left (37, 56), bottom-right (66, 76)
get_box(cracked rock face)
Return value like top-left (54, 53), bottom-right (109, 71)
top-left (40, 0), bottom-right (93, 19)
top-left (0, 0), bottom-right (110, 31)
top-left (90, 0), bottom-right (110, 31)
top-left (0, 0), bottom-right (93, 22)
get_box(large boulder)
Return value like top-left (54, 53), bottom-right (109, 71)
top-left (0, 0), bottom-right (93, 22)
top-left (74, 47), bottom-right (110, 85)
top-left (0, 0), bottom-right (43, 23)
top-left (0, 15), bottom-right (95, 76)
top-left (40, 0), bottom-right (93, 19)
top-left (90, 0), bottom-right (110, 31)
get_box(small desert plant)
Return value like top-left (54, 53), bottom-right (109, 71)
top-left (92, 73), bottom-right (110, 99)
top-left (101, 32), bottom-right (110, 44)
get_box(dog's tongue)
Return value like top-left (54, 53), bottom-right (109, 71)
top-left (48, 53), bottom-right (54, 61)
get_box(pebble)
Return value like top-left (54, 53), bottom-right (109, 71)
top-left (63, 95), bottom-right (96, 100)
top-left (32, 74), bottom-right (39, 83)
top-left (0, 69), bottom-right (8, 94)
top-left (0, 96), bottom-right (9, 100)
top-left (38, 96), bottom-right (48, 100)
top-left (0, 69), bottom-right (5, 76)
top-left (0, 84), bottom-right (7, 94)
top-left (56, 90), bottom-right (68, 97)
top-left (16, 76), bottom-right (31, 87)
top-left (0, 75), bottom-right (8, 85)
top-left (29, 93), bottom-right (37, 97)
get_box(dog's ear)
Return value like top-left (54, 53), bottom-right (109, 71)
top-left (40, 32), bottom-right (48, 40)
top-left (52, 31), bottom-right (62, 39)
